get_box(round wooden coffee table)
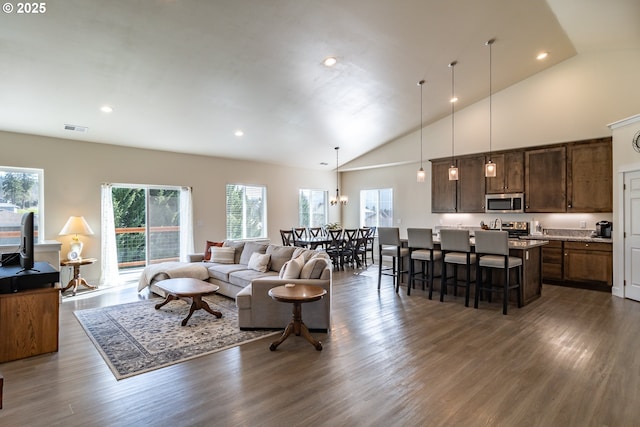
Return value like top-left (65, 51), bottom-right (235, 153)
top-left (268, 284), bottom-right (327, 351)
top-left (154, 278), bottom-right (222, 326)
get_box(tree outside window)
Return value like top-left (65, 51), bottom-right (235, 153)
top-left (299, 189), bottom-right (327, 228)
top-left (360, 188), bottom-right (393, 228)
top-left (226, 184), bottom-right (267, 240)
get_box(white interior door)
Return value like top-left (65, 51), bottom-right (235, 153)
top-left (624, 170), bottom-right (640, 301)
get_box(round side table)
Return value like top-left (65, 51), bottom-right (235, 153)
top-left (60, 257), bottom-right (97, 296)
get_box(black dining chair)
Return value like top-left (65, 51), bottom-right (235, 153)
top-left (280, 229), bottom-right (294, 246)
top-left (292, 227), bottom-right (308, 247)
top-left (325, 229), bottom-right (346, 270)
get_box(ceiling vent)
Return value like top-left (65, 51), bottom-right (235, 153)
top-left (64, 124), bottom-right (88, 133)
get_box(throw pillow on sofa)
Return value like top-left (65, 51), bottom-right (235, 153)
top-left (279, 254), bottom-right (305, 279)
top-left (267, 245), bottom-right (296, 272)
top-left (210, 246), bottom-right (236, 264)
top-left (223, 240), bottom-right (246, 264)
top-left (203, 240), bottom-right (224, 261)
top-left (300, 257), bottom-right (329, 279)
top-left (239, 241), bottom-right (269, 265)
top-left (248, 252), bottom-right (271, 273)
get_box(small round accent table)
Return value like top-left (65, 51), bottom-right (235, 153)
top-left (60, 257), bottom-right (98, 296)
top-left (268, 284), bottom-right (327, 351)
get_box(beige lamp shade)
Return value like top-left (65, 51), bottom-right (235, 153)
top-left (59, 216), bottom-right (94, 258)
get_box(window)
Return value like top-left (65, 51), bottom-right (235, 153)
top-left (111, 185), bottom-right (184, 270)
top-left (298, 189), bottom-right (328, 228)
top-left (0, 166), bottom-right (44, 246)
top-left (226, 184), bottom-right (267, 240)
top-left (360, 188), bottom-right (393, 228)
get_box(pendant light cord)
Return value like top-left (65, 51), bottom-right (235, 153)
top-left (487, 38), bottom-right (494, 161)
top-left (419, 80), bottom-right (424, 169)
top-left (449, 61), bottom-right (457, 165)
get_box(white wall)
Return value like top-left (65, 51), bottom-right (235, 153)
top-left (609, 114), bottom-right (640, 297)
top-left (340, 50), bottom-right (640, 233)
top-left (0, 131), bottom-right (337, 283)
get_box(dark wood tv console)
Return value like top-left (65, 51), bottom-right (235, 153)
top-left (0, 262), bottom-right (60, 362)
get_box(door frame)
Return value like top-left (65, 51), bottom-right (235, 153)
top-left (616, 162), bottom-right (640, 299)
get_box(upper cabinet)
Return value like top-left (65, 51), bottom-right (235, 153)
top-left (430, 137), bottom-right (612, 214)
top-left (457, 155), bottom-right (486, 212)
top-left (524, 146), bottom-right (567, 212)
top-left (431, 159), bottom-right (457, 213)
top-left (567, 138), bottom-right (612, 212)
top-left (486, 151), bottom-right (524, 194)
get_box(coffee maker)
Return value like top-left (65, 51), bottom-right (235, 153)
top-left (596, 221), bottom-right (612, 238)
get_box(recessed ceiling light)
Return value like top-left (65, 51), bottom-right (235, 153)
top-left (450, 96), bottom-right (458, 103)
top-left (100, 105), bottom-right (113, 113)
top-left (320, 162), bottom-right (328, 166)
top-left (234, 130), bottom-right (244, 137)
top-left (536, 52), bottom-right (549, 60)
top-left (323, 56), bottom-right (337, 67)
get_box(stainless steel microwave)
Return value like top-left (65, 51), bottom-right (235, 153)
top-left (485, 193), bottom-right (524, 213)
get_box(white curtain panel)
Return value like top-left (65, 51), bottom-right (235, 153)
top-left (100, 183), bottom-right (120, 286)
top-left (179, 186), bottom-right (194, 262)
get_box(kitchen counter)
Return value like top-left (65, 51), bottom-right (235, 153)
top-left (520, 235), bottom-right (612, 244)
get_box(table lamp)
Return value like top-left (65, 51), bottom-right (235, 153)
top-left (59, 216), bottom-right (94, 259)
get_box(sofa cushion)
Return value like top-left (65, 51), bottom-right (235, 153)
top-left (207, 264), bottom-right (248, 282)
top-left (239, 241), bottom-right (269, 265)
top-left (279, 254), bottom-right (304, 279)
top-left (229, 269), bottom-right (278, 289)
top-left (248, 252), bottom-right (270, 273)
top-left (266, 245), bottom-right (296, 272)
top-left (203, 240), bottom-right (224, 261)
top-left (210, 247), bottom-right (235, 264)
top-left (223, 240), bottom-right (246, 264)
top-left (300, 257), bottom-right (329, 279)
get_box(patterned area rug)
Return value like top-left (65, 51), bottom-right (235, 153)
top-left (74, 294), bottom-right (278, 380)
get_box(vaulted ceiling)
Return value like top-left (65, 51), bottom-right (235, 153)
top-left (1, 0), bottom-right (638, 169)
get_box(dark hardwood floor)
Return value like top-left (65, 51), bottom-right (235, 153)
top-left (1, 267), bottom-right (639, 426)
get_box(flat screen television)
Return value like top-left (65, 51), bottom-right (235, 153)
top-left (20, 211), bottom-right (35, 270)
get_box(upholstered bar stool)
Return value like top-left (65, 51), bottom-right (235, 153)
top-left (474, 230), bottom-right (522, 315)
top-left (377, 227), bottom-right (409, 293)
top-left (406, 228), bottom-right (442, 299)
top-left (439, 229), bottom-right (475, 307)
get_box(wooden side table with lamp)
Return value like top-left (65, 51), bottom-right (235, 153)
top-left (58, 216), bottom-right (96, 295)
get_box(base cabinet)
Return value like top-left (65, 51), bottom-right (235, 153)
top-left (0, 287), bottom-right (59, 363)
top-left (542, 240), bottom-right (612, 289)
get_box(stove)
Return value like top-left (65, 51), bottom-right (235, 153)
top-left (500, 221), bottom-right (529, 238)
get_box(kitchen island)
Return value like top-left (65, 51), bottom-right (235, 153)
top-left (428, 237), bottom-right (548, 307)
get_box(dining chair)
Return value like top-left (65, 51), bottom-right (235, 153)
top-left (325, 229), bottom-right (345, 270)
top-left (364, 226), bottom-right (376, 265)
top-left (406, 228), bottom-right (442, 298)
top-left (439, 229), bottom-right (475, 307)
top-left (377, 227), bottom-right (409, 293)
top-left (474, 230), bottom-right (522, 315)
top-left (354, 228), bottom-right (371, 268)
top-left (292, 227), bottom-right (308, 247)
top-left (342, 228), bottom-right (359, 268)
top-left (280, 229), bottom-right (294, 246)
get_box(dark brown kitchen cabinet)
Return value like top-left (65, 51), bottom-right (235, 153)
top-left (524, 146), bottom-right (566, 212)
top-left (542, 240), bottom-right (563, 282)
top-left (563, 241), bottom-right (612, 286)
top-left (431, 159), bottom-right (457, 213)
top-left (567, 138), bottom-right (612, 212)
top-left (457, 155), bottom-right (486, 212)
top-left (486, 151), bottom-right (524, 194)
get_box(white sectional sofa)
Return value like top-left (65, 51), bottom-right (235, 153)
top-left (141, 240), bottom-right (332, 331)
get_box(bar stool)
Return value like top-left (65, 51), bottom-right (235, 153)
top-left (439, 229), bottom-right (475, 307)
top-left (377, 227), bottom-right (409, 293)
top-left (474, 230), bottom-right (522, 315)
top-left (406, 228), bottom-right (441, 299)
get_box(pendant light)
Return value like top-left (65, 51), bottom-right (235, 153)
top-left (417, 79), bottom-right (426, 183)
top-left (448, 61), bottom-right (459, 181)
top-left (485, 38), bottom-right (497, 178)
top-left (330, 146), bottom-right (348, 206)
